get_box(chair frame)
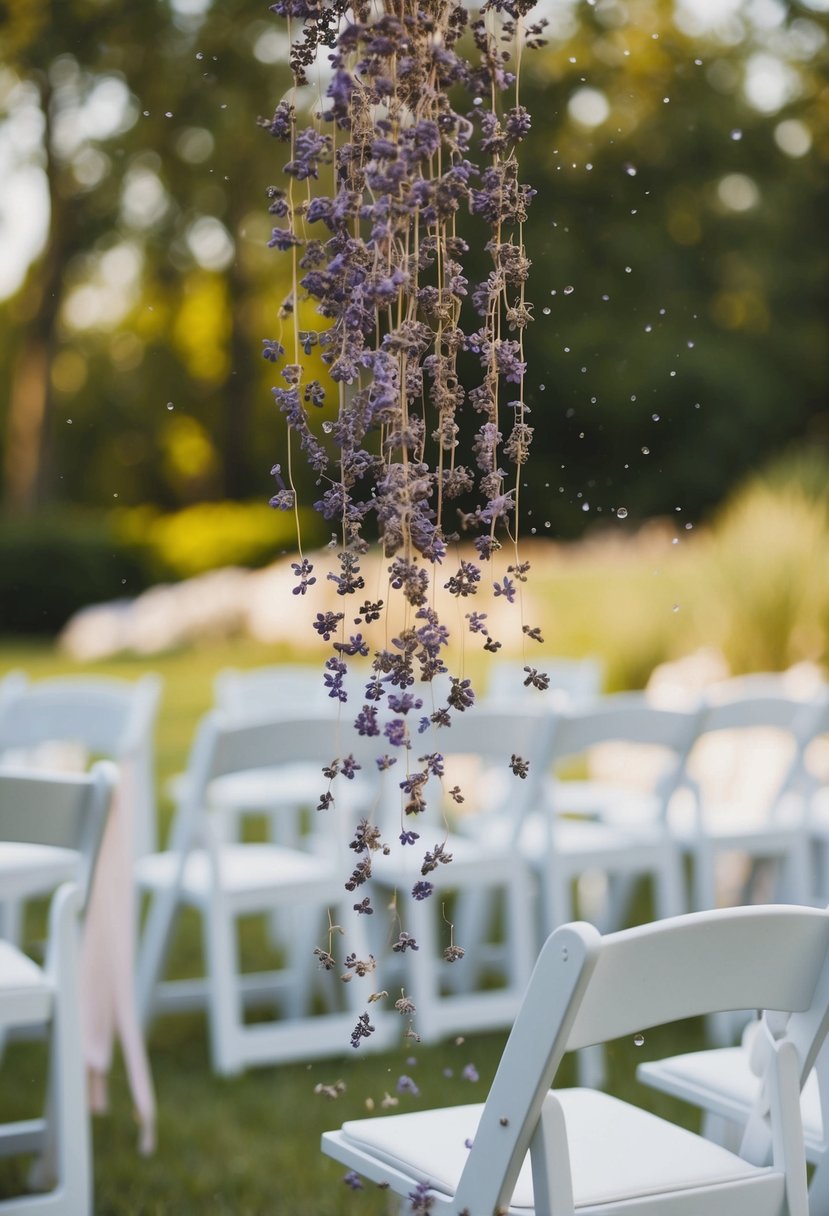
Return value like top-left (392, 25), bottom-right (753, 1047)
top-left (324, 905), bottom-right (829, 1216)
top-left (136, 711), bottom-right (396, 1074)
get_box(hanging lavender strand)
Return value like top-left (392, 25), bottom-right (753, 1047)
top-left (263, 0), bottom-right (547, 1039)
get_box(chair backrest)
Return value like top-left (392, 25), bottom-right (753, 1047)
top-left (455, 905), bottom-right (829, 1213)
top-left (0, 761), bottom-right (116, 907)
top-left (540, 693), bottom-right (700, 823)
top-left (0, 673), bottom-right (162, 858)
top-left (485, 656), bottom-right (604, 709)
top-left (683, 685), bottom-right (825, 820)
top-left (384, 706), bottom-right (550, 835)
top-left (214, 664), bottom-right (336, 720)
top-left (168, 710), bottom-right (387, 858)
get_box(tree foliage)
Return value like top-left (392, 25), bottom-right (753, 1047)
top-left (0, 0), bottom-right (827, 536)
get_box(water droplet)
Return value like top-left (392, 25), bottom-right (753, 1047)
top-left (563, 285), bottom-right (574, 295)
top-left (694, 58), bottom-right (703, 65)
top-left (473, 97), bottom-right (483, 106)
top-left (542, 306), bottom-right (551, 315)
top-left (142, 110), bottom-right (150, 117)
top-left (687, 340), bottom-right (695, 348)
top-left (196, 51), bottom-right (204, 60)
top-left (166, 402), bottom-right (174, 410)
top-left (581, 503), bottom-right (590, 512)
top-left (641, 446), bottom-right (650, 455)
top-left (730, 129), bottom-right (742, 141)
top-left (672, 604), bottom-right (680, 613)
top-left (644, 324), bottom-right (652, 333)
top-left (671, 538), bottom-right (679, 545)
top-left (113, 492), bottom-right (119, 498)
top-left (322, 421), bottom-right (334, 433)
top-left (652, 413), bottom-right (660, 422)
top-left (625, 266), bottom-right (632, 274)
top-left (616, 507), bottom-right (628, 519)
top-left (624, 164), bottom-right (637, 177)
top-left (121, 578), bottom-right (126, 585)
top-left (634, 1034), bottom-right (645, 1047)
top-left (66, 418), bottom-right (73, 424)
top-left (539, 383), bottom-right (546, 391)
top-left (164, 111), bottom-right (173, 118)
top-left (544, 520), bottom-right (551, 528)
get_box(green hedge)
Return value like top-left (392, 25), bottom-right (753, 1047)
top-left (0, 501), bottom-right (322, 636)
top-left (0, 515), bottom-right (152, 635)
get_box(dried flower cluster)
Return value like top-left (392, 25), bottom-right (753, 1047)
top-left (264, 0), bottom-right (545, 1042)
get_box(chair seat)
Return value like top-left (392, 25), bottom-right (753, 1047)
top-left (0, 841), bottom-right (82, 900)
top-left (136, 843), bottom-right (335, 902)
top-left (638, 1046), bottom-right (824, 1153)
top-left (331, 1088), bottom-right (778, 1211)
top-left (0, 939), bottom-right (53, 1027)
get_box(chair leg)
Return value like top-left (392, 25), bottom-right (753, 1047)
top-left (136, 883), bottom-right (181, 1031)
top-left (34, 885), bottom-right (93, 1215)
top-left (202, 899), bottom-right (245, 1076)
top-left (653, 848), bottom-right (686, 921)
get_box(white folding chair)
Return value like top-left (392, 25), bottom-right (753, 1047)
top-left (638, 1021), bottom-right (829, 1214)
top-left (484, 655), bottom-right (604, 710)
top-left (135, 711), bottom-right (395, 1075)
top-left (669, 684), bottom-right (825, 914)
top-left (0, 764), bottom-right (115, 1216)
top-left (323, 904), bottom-right (829, 1216)
top-left (511, 696), bottom-right (700, 936)
top-left (366, 708), bottom-right (542, 1043)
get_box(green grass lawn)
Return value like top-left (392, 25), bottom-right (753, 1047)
top-left (0, 636), bottom-right (708, 1213)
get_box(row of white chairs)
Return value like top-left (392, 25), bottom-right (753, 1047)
top-left (5, 665), bottom-right (829, 1081)
top-left (6, 756), bottom-right (829, 1214)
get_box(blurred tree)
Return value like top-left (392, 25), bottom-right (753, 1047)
top-left (510, 0), bottom-right (829, 535)
top-left (0, 0), bottom-right (293, 513)
top-left (0, 0), bottom-right (827, 538)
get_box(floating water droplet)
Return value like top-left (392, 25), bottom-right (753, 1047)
top-left (641, 446), bottom-right (650, 455)
top-left (563, 285), bottom-right (574, 295)
top-left (652, 413), bottom-right (660, 422)
top-left (121, 578), bottom-right (127, 585)
top-left (730, 129), bottom-right (742, 141)
top-left (196, 51), bottom-right (204, 60)
top-left (625, 266), bottom-right (632, 274)
top-left (634, 1034), bottom-right (645, 1047)
top-left (616, 507), bottom-right (628, 519)
top-left (544, 520), bottom-right (551, 528)
top-left (672, 538), bottom-right (679, 545)
top-left (687, 340), bottom-right (695, 349)
top-left (542, 306), bottom-right (551, 315)
top-left (539, 384), bottom-right (546, 391)
top-left (322, 420), bottom-right (334, 433)
top-left (473, 97), bottom-right (483, 106)
top-left (672, 604), bottom-right (680, 613)
top-left (166, 402), bottom-right (174, 410)
top-left (66, 418), bottom-right (73, 424)
top-left (644, 325), bottom-right (652, 333)
top-left (143, 110), bottom-right (150, 117)
top-left (581, 503), bottom-right (590, 512)
top-left (624, 164), bottom-right (637, 177)
top-left (164, 111), bottom-right (173, 118)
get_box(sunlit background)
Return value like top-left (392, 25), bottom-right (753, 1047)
top-left (1, 0), bottom-right (828, 666)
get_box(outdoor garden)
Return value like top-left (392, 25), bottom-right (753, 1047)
top-left (2, 0), bottom-right (829, 1211)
